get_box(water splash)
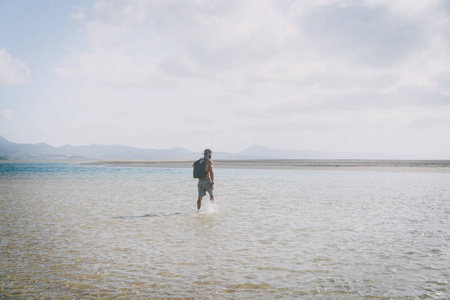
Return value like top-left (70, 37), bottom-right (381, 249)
top-left (197, 201), bottom-right (217, 215)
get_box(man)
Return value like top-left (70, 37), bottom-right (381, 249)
top-left (197, 148), bottom-right (214, 210)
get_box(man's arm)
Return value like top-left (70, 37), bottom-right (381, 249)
top-left (210, 164), bottom-right (214, 185)
top-left (207, 159), bottom-right (214, 188)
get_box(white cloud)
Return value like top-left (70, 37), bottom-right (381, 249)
top-left (48, 0), bottom-right (450, 157)
top-left (57, 0), bottom-right (450, 91)
top-left (0, 48), bottom-right (30, 86)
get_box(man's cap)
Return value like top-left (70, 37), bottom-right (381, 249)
top-left (203, 149), bottom-right (212, 154)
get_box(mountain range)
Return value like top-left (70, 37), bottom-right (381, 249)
top-left (0, 135), bottom-right (391, 160)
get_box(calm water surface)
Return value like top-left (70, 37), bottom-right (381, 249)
top-left (1, 162), bottom-right (449, 299)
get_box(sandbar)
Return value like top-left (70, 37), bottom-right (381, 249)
top-left (85, 159), bottom-right (450, 173)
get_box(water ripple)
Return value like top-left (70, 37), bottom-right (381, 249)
top-left (1, 163), bottom-right (449, 298)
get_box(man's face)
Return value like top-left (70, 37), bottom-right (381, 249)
top-left (208, 153), bottom-right (212, 159)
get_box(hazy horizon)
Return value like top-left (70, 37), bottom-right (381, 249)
top-left (1, 1), bottom-right (450, 159)
top-left (3, 134), bottom-right (448, 160)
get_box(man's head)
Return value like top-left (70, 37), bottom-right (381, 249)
top-left (203, 148), bottom-right (212, 159)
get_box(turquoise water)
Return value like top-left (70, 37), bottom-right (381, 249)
top-left (1, 161), bottom-right (449, 299)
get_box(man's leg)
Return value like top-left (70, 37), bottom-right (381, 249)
top-left (197, 196), bottom-right (203, 210)
top-left (197, 181), bottom-right (204, 210)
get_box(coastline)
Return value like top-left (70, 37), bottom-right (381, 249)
top-left (84, 159), bottom-right (450, 173)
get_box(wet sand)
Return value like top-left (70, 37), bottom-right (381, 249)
top-left (86, 159), bottom-right (450, 172)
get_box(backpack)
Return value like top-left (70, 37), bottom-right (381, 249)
top-left (192, 158), bottom-right (207, 178)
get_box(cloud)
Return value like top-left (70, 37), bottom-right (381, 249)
top-left (56, 1), bottom-right (301, 79)
top-left (54, 0), bottom-right (450, 97)
top-left (435, 70), bottom-right (450, 94)
top-left (0, 48), bottom-right (30, 86)
top-left (49, 0), bottom-right (450, 156)
top-left (301, 2), bottom-right (423, 66)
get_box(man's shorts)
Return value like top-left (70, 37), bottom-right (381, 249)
top-left (198, 178), bottom-right (214, 198)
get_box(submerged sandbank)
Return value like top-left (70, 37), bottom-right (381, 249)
top-left (85, 159), bottom-right (450, 172)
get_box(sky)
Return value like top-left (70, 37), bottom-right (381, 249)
top-left (1, 0), bottom-right (450, 158)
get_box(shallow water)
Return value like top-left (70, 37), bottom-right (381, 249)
top-left (1, 162), bottom-right (449, 299)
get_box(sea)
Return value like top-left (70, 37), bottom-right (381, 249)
top-left (1, 161), bottom-right (449, 299)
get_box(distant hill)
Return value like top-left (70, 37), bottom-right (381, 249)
top-left (0, 136), bottom-right (200, 160)
top-left (0, 135), bottom-right (67, 159)
top-left (0, 135), bottom-right (392, 160)
top-left (57, 144), bottom-right (199, 160)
